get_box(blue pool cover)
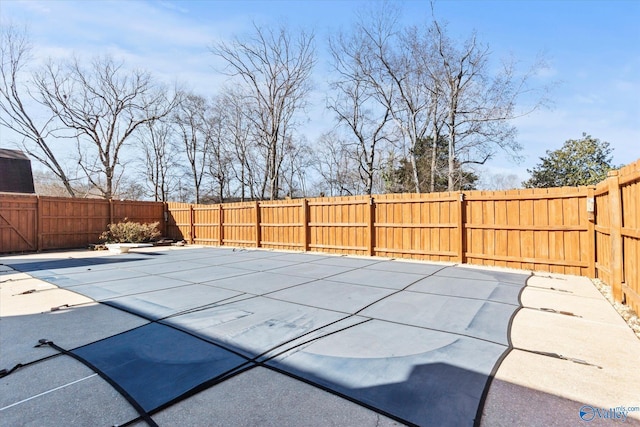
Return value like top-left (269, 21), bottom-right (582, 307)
top-left (3, 248), bottom-right (529, 426)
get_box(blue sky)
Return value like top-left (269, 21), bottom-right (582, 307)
top-left (2, 0), bottom-right (639, 182)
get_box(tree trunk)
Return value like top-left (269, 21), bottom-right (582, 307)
top-left (410, 148), bottom-right (420, 193)
top-left (430, 132), bottom-right (438, 193)
top-left (269, 139), bottom-right (279, 200)
top-left (448, 107), bottom-right (456, 191)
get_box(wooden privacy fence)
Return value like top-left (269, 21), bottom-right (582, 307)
top-left (165, 160), bottom-right (639, 312)
top-left (0, 194), bottom-right (164, 252)
top-left (166, 190), bottom-right (594, 275)
top-left (1, 158), bottom-right (638, 312)
top-left (594, 159), bottom-right (640, 313)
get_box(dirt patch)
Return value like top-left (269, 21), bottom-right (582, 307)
top-left (592, 278), bottom-right (640, 340)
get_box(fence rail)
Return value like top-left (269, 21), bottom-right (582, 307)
top-left (1, 158), bottom-right (638, 313)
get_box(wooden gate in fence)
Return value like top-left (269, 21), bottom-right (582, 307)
top-left (0, 194), bottom-right (37, 252)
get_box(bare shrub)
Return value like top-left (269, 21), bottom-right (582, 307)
top-left (100, 219), bottom-right (160, 243)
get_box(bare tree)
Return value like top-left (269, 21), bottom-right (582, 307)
top-left (280, 135), bottom-right (314, 198)
top-left (113, 177), bottom-right (146, 200)
top-left (205, 97), bottom-right (234, 203)
top-left (33, 56), bottom-right (176, 199)
top-left (346, 4), bottom-right (438, 193)
top-left (479, 171), bottom-right (522, 190)
top-left (333, 3), bottom-right (550, 192)
top-left (327, 27), bottom-right (395, 195)
top-left (431, 19), bottom-right (548, 190)
top-left (211, 23), bottom-right (315, 200)
top-left (218, 88), bottom-right (257, 201)
top-left (405, 25), bottom-right (447, 192)
top-left (173, 92), bottom-right (213, 204)
top-left (31, 169), bottom-right (94, 197)
top-left (138, 119), bottom-right (180, 202)
top-left (312, 132), bottom-right (369, 196)
top-left (333, 4), bottom-right (444, 193)
top-left (0, 23), bottom-right (76, 196)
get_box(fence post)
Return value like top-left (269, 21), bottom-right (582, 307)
top-left (189, 204), bottom-right (195, 245)
top-left (607, 171), bottom-right (623, 301)
top-left (457, 192), bottom-right (466, 264)
top-left (302, 198), bottom-right (309, 252)
top-left (162, 202), bottom-right (169, 238)
top-left (367, 197), bottom-right (375, 256)
top-left (586, 186), bottom-right (596, 278)
top-left (36, 195), bottom-right (42, 252)
top-left (255, 200), bottom-right (261, 248)
top-left (218, 204), bottom-right (224, 246)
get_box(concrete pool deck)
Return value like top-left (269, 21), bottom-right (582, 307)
top-left (1, 246), bottom-right (639, 426)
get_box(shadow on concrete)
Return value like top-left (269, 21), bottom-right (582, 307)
top-left (0, 252), bottom-right (166, 273)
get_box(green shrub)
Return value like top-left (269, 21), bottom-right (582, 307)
top-left (100, 219), bottom-right (161, 243)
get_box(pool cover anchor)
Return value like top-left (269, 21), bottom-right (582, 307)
top-left (517, 347), bottom-right (603, 369)
top-left (0, 364), bottom-right (23, 379)
top-left (0, 340), bottom-right (67, 379)
top-left (537, 307), bottom-right (582, 318)
top-left (34, 338), bottom-right (51, 347)
top-left (13, 289), bottom-right (36, 295)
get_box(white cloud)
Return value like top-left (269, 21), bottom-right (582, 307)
top-left (4, 0), bottom-right (243, 94)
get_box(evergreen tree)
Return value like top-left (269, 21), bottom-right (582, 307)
top-left (385, 137), bottom-right (478, 192)
top-left (524, 134), bottom-right (617, 188)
